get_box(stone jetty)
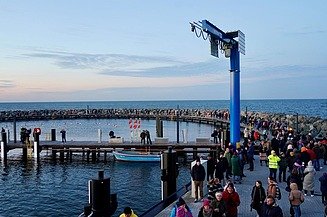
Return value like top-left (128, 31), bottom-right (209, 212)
top-left (0, 108), bottom-right (326, 137)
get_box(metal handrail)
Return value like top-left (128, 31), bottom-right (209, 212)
top-left (139, 181), bottom-right (191, 217)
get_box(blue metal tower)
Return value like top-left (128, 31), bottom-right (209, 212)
top-left (190, 20), bottom-right (245, 148)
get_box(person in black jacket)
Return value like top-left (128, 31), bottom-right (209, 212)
top-left (319, 172), bottom-right (327, 204)
top-left (207, 154), bottom-right (215, 181)
top-left (278, 152), bottom-right (288, 182)
top-left (191, 157), bottom-right (206, 202)
top-left (260, 195), bottom-right (283, 217)
top-left (214, 153), bottom-right (228, 185)
top-left (251, 180), bottom-right (266, 216)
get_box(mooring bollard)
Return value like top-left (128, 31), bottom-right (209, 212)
top-left (98, 129), bottom-right (102, 143)
top-left (161, 146), bottom-right (178, 200)
top-left (83, 170), bottom-right (117, 216)
top-left (1, 132), bottom-right (7, 163)
top-left (51, 129), bottom-right (56, 141)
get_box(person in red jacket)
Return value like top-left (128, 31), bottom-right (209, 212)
top-left (222, 182), bottom-right (240, 217)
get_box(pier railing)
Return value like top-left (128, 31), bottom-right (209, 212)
top-left (139, 181), bottom-right (191, 217)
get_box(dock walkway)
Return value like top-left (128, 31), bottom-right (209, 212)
top-left (156, 155), bottom-right (326, 216)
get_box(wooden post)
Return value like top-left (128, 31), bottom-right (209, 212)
top-left (87, 150), bottom-right (90, 162)
top-left (52, 149), bottom-right (57, 161)
top-left (60, 149), bottom-right (65, 162)
top-left (92, 149), bottom-right (96, 162)
top-left (69, 150), bottom-right (73, 162)
top-left (193, 147), bottom-right (197, 160)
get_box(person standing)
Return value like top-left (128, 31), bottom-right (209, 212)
top-left (197, 199), bottom-right (215, 217)
top-left (278, 152), bottom-right (288, 182)
top-left (259, 140), bottom-right (268, 166)
top-left (214, 153), bottom-right (228, 185)
top-left (140, 130), bottom-right (146, 144)
top-left (211, 191), bottom-right (227, 217)
top-left (212, 129), bottom-right (219, 144)
top-left (224, 148), bottom-right (232, 180)
top-left (222, 182), bottom-right (240, 217)
top-left (266, 177), bottom-right (277, 200)
top-left (243, 128), bottom-right (250, 140)
top-left (145, 130), bottom-right (152, 145)
top-left (267, 150), bottom-right (280, 180)
top-left (247, 140), bottom-right (255, 171)
top-left (251, 180), bottom-right (266, 217)
top-left (170, 197), bottom-right (193, 217)
top-left (231, 152), bottom-right (242, 184)
top-left (260, 195), bottom-right (283, 217)
top-left (60, 129), bottom-right (66, 143)
top-left (207, 154), bottom-right (215, 181)
top-left (303, 160), bottom-right (316, 197)
top-left (208, 178), bottom-right (223, 201)
top-left (319, 172), bottom-right (327, 204)
top-left (289, 183), bottom-right (304, 217)
top-left (191, 157), bottom-right (206, 203)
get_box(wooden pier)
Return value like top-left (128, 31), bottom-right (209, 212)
top-left (2, 140), bottom-right (221, 163)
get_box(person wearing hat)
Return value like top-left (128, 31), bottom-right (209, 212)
top-left (211, 191), bottom-right (226, 217)
top-left (191, 156), bottom-right (206, 203)
top-left (198, 199), bottom-right (215, 217)
top-left (169, 197), bottom-right (193, 217)
top-left (267, 150), bottom-right (280, 180)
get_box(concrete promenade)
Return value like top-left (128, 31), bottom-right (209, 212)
top-left (156, 155), bottom-right (326, 216)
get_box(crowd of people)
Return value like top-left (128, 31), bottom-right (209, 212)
top-left (175, 126), bottom-right (327, 217)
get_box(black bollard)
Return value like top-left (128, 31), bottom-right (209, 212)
top-left (176, 105), bottom-right (180, 143)
top-left (160, 147), bottom-right (178, 200)
top-left (51, 129), bottom-right (56, 141)
top-left (88, 170), bottom-right (117, 216)
top-left (13, 118), bottom-right (17, 143)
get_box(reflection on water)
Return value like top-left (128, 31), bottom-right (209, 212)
top-left (0, 158), bottom-right (191, 217)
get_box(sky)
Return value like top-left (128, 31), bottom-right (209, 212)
top-left (0, 0), bottom-right (326, 102)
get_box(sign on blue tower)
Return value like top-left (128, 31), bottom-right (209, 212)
top-left (190, 20), bottom-right (245, 148)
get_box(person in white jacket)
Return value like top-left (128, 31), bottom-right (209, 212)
top-left (303, 160), bottom-right (316, 197)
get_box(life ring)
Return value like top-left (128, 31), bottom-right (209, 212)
top-left (34, 128), bottom-right (41, 134)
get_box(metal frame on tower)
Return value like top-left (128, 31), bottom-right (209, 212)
top-left (190, 20), bottom-right (245, 147)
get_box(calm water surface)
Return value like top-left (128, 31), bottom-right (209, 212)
top-left (0, 99), bottom-right (326, 216)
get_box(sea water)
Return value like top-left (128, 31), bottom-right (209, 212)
top-left (0, 99), bottom-right (326, 217)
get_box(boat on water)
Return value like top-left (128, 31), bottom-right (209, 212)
top-left (112, 150), bottom-right (161, 162)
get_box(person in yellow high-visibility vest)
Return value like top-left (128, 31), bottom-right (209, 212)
top-left (268, 150), bottom-right (280, 180)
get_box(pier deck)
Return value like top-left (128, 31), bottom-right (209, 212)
top-left (155, 155), bottom-right (327, 216)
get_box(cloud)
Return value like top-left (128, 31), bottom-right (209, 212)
top-left (0, 80), bottom-right (14, 88)
top-left (99, 60), bottom-right (228, 77)
top-left (286, 29), bottom-right (326, 36)
top-left (24, 50), bottom-right (185, 70)
top-left (242, 64), bottom-right (327, 83)
top-left (23, 49), bottom-right (230, 78)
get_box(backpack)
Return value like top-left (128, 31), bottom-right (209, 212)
top-left (275, 185), bottom-right (281, 200)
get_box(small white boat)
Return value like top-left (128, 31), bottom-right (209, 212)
top-left (112, 150), bottom-right (160, 162)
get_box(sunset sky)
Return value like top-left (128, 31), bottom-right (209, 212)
top-left (1, 1), bottom-right (326, 102)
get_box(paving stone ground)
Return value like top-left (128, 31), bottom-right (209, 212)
top-left (156, 155), bottom-right (326, 217)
